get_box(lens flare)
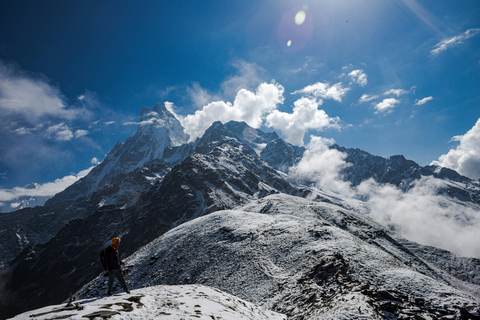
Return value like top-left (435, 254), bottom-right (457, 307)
top-left (243, 127), bottom-right (257, 142)
top-left (295, 10), bottom-right (306, 25)
top-left (276, 5), bottom-right (314, 52)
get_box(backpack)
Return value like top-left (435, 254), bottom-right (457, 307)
top-left (100, 247), bottom-right (107, 270)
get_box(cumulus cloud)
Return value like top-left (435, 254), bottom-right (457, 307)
top-left (431, 28), bottom-right (480, 56)
top-left (265, 98), bottom-right (341, 146)
top-left (45, 123), bottom-right (74, 141)
top-left (348, 69), bottom-right (367, 86)
top-left (172, 76), bottom-right (347, 146)
top-left (289, 135), bottom-right (353, 194)
top-left (384, 88), bottom-right (408, 97)
top-left (292, 81), bottom-right (349, 102)
top-left (359, 94), bottom-right (378, 103)
top-left (415, 96), bottom-right (433, 105)
top-left (74, 129), bottom-right (89, 138)
top-left (291, 140), bottom-right (480, 258)
top-left (43, 123), bottom-right (89, 141)
top-left (0, 61), bottom-right (79, 122)
top-left (431, 118), bottom-right (480, 179)
top-left (0, 167), bottom-right (93, 202)
top-left (374, 98), bottom-right (400, 113)
top-left (176, 82), bottom-right (285, 141)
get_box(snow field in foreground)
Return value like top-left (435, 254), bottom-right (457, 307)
top-left (10, 284), bottom-right (286, 320)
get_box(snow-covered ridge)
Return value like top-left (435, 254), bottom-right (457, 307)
top-left (9, 285), bottom-right (286, 320)
top-left (76, 194), bottom-right (480, 319)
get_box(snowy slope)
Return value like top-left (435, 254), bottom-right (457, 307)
top-left (47, 102), bottom-right (189, 204)
top-left (77, 194), bottom-right (480, 319)
top-left (9, 285), bottom-right (286, 320)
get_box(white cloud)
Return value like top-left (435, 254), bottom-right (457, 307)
top-left (374, 98), bottom-right (400, 113)
top-left (13, 126), bottom-right (35, 135)
top-left (357, 176), bottom-right (480, 258)
top-left (45, 123), bottom-right (74, 141)
top-left (431, 28), bottom-right (480, 56)
top-left (186, 82), bottom-right (218, 109)
top-left (0, 61), bottom-right (79, 122)
top-left (265, 97), bottom-right (341, 146)
top-left (348, 69), bottom-right (367, 86)
top-left (431, 118), bottom-right (480, 179)
top-left (0, 167), bottom-right (93, 202)
top-left (91, 157), bottom-right (100, 165)
top-left (220, 60), bottom-right (266, 100)
top-left (384, 88), bottom-right (408, 97)
top-left (289, 135), bottom-right (353, 194)
top-left (178, 82), bottom-right (285, 141)
top-left (292, 82), bottom-right (349, 102)
top-left (44, 123), bottom-right (88, 141)
top-left (415, 96), bottom-right (433, 105)
top-left (74, 129), bottom-right (89, 138)
top-left (291, 142), bottom-right (480, 258)
top-left (359, 94), bottom-right (378, 103)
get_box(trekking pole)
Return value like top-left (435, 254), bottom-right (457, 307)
top-left (123, 264), bottom-right (130, 292)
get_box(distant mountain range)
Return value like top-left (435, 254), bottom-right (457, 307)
top-left (2, 103), bottom-right (479, 319)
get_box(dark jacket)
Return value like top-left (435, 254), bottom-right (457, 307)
top-left (104, 245), bottom-right (122, 270)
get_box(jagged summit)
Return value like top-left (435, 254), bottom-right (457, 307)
top-left (46, 103), bottom-right (188, 203)
top-left (139, 102), bottom-right (188, 146)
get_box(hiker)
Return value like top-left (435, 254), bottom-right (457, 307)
top-left (103, 237), bottom-right (130, 295)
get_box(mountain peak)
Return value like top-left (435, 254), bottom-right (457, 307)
top-left (140, 102), bottom-right (172, 122)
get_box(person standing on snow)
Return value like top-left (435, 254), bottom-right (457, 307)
top-left (104, 237), bottom-right (130, 295)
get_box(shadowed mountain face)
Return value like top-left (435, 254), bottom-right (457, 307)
top-left (2, 104), bottom-right (479, 319)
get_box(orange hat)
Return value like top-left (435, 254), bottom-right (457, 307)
top-left (112, 237), bottom-right (121, 246)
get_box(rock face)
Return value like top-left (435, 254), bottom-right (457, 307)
top-left (1, 103), bottom-right (480, 319)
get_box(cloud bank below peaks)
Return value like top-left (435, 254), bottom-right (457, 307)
top-left (289, 137), bottom-right (480, 258)
top-left (0, 167), bottom-right (93, 204)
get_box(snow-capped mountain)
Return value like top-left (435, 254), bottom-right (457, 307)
top-left (0, 193), bottom-right (50, 213)
top-left (2, 102), bottom-right (480, 319)
top-left (46, 102), bottom-right (189, 206)
top-left (331, 144), bottom-right (480, 205)
top-left (75, 194), bottom-right (480, 319)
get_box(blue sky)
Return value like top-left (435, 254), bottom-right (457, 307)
top-left (0, 0), bottom-right (479, 197)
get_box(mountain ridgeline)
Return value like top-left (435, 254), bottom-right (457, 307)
top-left (1, 103), bottom-right (479, 319)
